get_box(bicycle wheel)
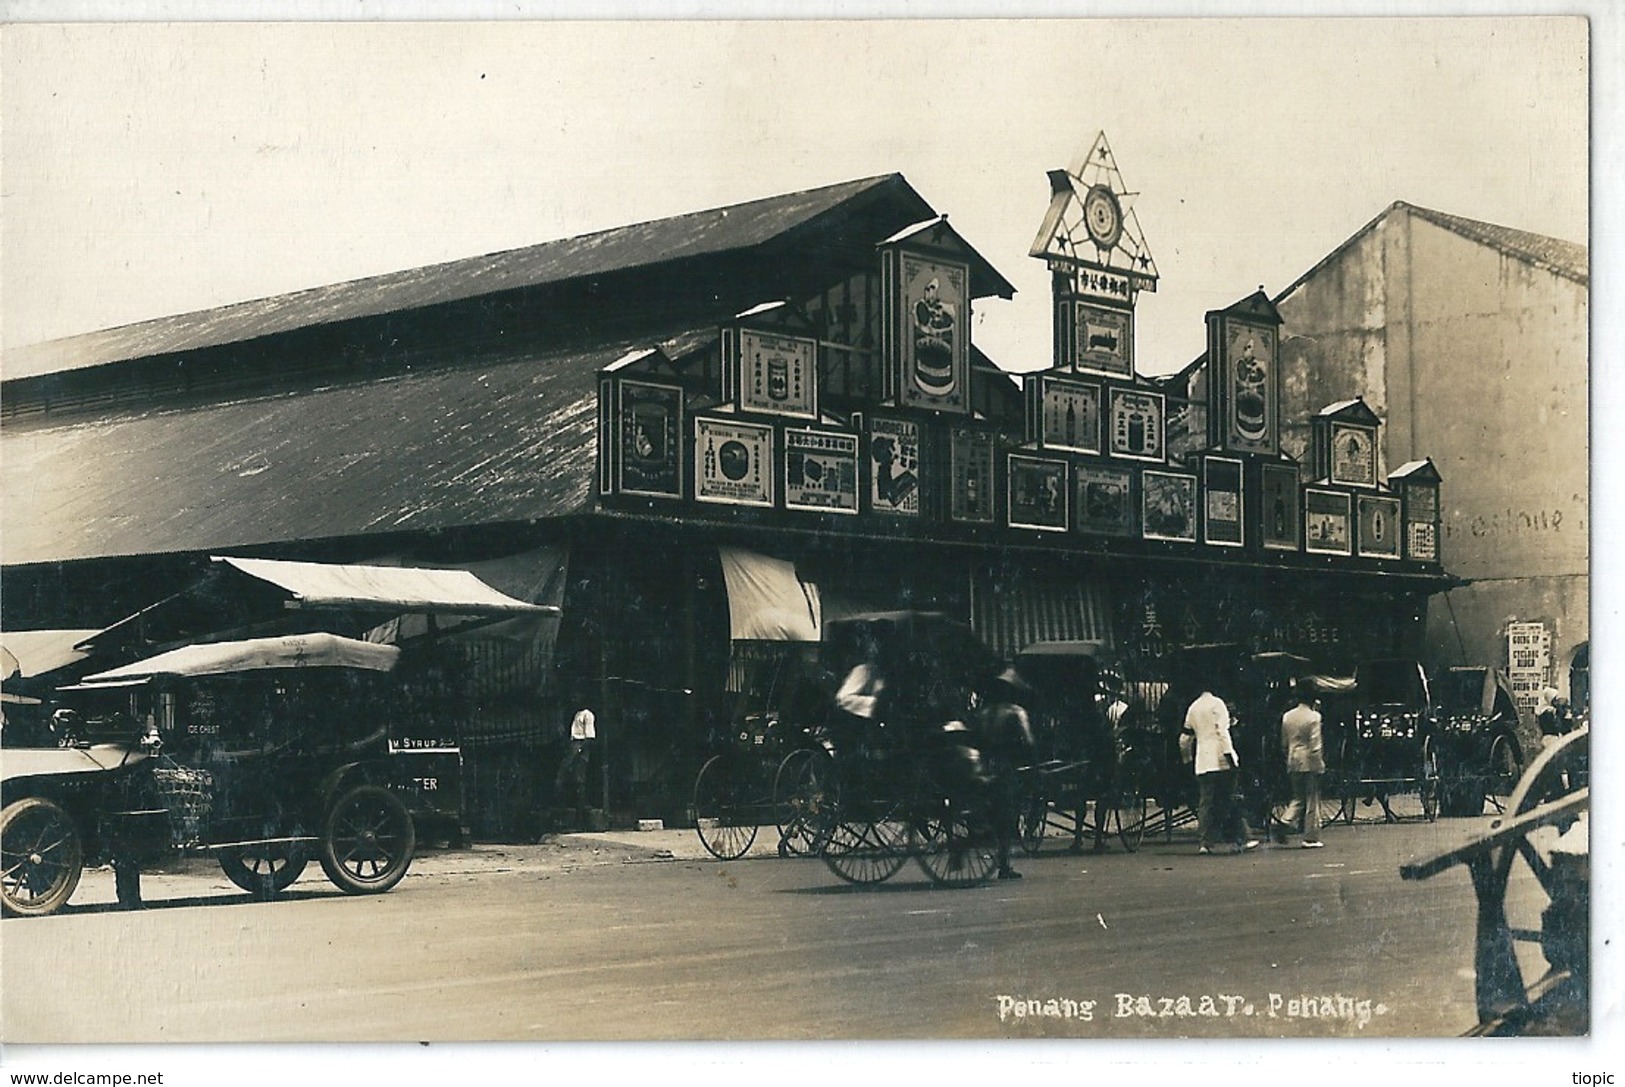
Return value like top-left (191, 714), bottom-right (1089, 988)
top-left (693, 754), bottom-right (760, 861)
top-left (912, 794), bottom-right (1000, 889)
top-left (773, 747), bottom-right (835, 857)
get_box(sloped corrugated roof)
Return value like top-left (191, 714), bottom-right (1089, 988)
top-left (7, 174), bottom-right (989, 382)
top-left (1, 326), bottom-right (715, 566)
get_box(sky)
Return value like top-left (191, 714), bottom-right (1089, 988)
top-left (0, 13), bottom-right (1599, 379)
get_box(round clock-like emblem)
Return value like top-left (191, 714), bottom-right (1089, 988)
top-left (1083, 184), bottom-right (1123, 249)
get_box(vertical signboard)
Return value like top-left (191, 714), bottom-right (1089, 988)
top-left (1073, 302), bottom-right (1133, 377)
top-left (1028, 375), bottom-right (1102, 454)
top-left (695, 418), bottom-right (774, 507)
top-left (1259, 463), bottom-right (1300, 551)
top-left (1506, 620), bottom-right (1552, 721)
top-left (891, 254), bottom-right (971, 413)
top-left (1141, 470), bottom-right (1197, 542)
top-left (949, 427), bottom-right (997, 524)
top-left (616, 380), bottom-right (684, 498)
top-left (868, 416), bottom-right (922, 516)
top-left (1304, 487), bottom-right (1353, 555)
top-left (1201, 457), bottom-right (1244, 547)
top-left (1007, 454), bottom-right (1070, 531)
top-left (1356, 494), bottom-right (1402, 558)
top-left (735, 330), bottom-right (819, 418)
top-left (1106, 387), bottom-right (1166, 462)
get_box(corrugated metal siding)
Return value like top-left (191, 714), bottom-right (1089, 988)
top-left (972, 574), bottom-right (1113, 661)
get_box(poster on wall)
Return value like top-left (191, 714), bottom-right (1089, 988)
top-left (1007, 454), bottom-right (1069, 531)
top-left (868, 416), bottom-right (921, 516)
top-left (1107, 387), bottom-right (1165, 462)
top-left (784, 428), bottom-right (858, 514)
top-left (1074, 302), bottom-right (1133, 377)
top-left (1075, 463), bottom-right (1135, 537)
top-left (898, 255), bottom-right (970, 412)
top-left (1507, 620), bottom-right (1553, 719)
top-left (1260, 463), bottom-right (1301, 550)
top-left (1222, 318), bottom-right (1279, 454)
top-left (695, 417), bottom-right (774, 507)
top-left (1304, 487), bottom-right (1353, 555)
top-left (1035, 376), bottom-right (1102, 453)
top-left (949, 427), bottom-right (997, 524)
top-left (1357, 494), bottom-right (1402, 558)
top-left (737, 330), bottom-right (818, 418)
top-left (1405, 482), bottom-right (1440, 562)
top-left (616, 380), bottom-right (683, 498)
top-left (1330, 423), bottom-right (1378, 487)
top-left (1141, 470), bottom-right (1196, 542)
top-left (1201, 457), bottom-right (1244, 547)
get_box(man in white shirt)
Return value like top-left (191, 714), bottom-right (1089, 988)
top-left (1181, 690), bottom-right (1259, 855)
top-left (556, 706), bottom-right (596, 821)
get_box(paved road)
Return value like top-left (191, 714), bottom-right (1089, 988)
top-left (1, 812), bottom-right (1542, 1043)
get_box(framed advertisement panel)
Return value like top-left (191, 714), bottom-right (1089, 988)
top-left (1141, 469), bottom-right (1197, 542)
top-left (1216, 316), bottom-right (1280, 455)
top-left (868, 416), bottom-right (922, 517)
top-left (1106, 387), bottom-right (1166, 462)
top-left (784, 428), bottom-right (858, 514)
top-left (1027, 374), bottom-right (1102, 454)
top-left (1075, 462), bottom-right (1136, 537)
top-left (1403, 480), bottom-right (1441, 563)
top-left (1304, 487), bottom-right (1353, 555)
top-left (888, 252), bottom-right (971, 413)
top-left (1259, 462), bottom-right (1301, 551)
top-left (1357, 494), bottom-right (1402, 558)
top-left (949, 426), bottom-right (997, 524)
top-left (1007, 454), bottom-right (1069, 531)
top-left (1073, 301), bottom-right (1133, 377)
top-left (733, 329), bottom-right (818, 418)
top-left (1330, 422), bottom-right (1379, 488)
top-left (695, 417), bottom-right (774, 507)
top-left (1201, 456), bottom-right (1244, 547)
top-left (615, 380), bottom-right (684, 499)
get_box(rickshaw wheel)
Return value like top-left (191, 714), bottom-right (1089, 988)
top-left (1017, 791), bottom-right (1049, 856)
top-left (318, 785), bottom-right (416, 895)
top-left (1, 797), bottom-right (83, 917)
top-left (1418, 738), bottom-right (1442, 822)
top-left (773, 748), bottom-right (835, 857)
top-left (822, 812), bottom-right (909, 885)
top-left (1483, 734), bottom-right (1524, 815)
top-left (693, 754), bottom-right (760, 861)
top-left (1110, 782), bottom-right (1149, 853)
top-left (219, 842), bottom-right (309, 899)
top-left (913, 796), bottom-right (999, 888)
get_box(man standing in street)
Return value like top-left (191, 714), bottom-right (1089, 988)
top-left (1180, 689), bottom-right (1259, 856)
top-left (1276, 678), bottom-right (1326, 848)
top-left (556, 704), bottom-right (596, 826)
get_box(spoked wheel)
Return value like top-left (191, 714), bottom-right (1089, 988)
top-left (1018, 786), bottom-right (1050, 856)
top-left (1483, 734), bottom-right (1524, 815)
top-left (1, 797), bottom-right (83, 917)
top-left (1418, 737), bottom-right (1442, 822)
top-left (773, 748), bottom-right (835, 857)
top-left (1110, 776), bottom-right (1149, 853)
top-left (821, 806), bottom-right (910, 885)
top-left (319, 785), bottom-right (416, 894)
top-left (693, 754), bottom-right (760, 861)
top-left (911, 789), bottom-right (1000, 889)
top-left (219, 841), bottom-right (309, 899)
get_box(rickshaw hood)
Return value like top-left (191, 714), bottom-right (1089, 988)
top-left (1, 742), bottom-right (150, 784)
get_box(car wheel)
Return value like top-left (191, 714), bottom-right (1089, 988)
top-left (318, 785), bottom-right (416, 895)
top-left (219, 841), bottom-right (309, 899)
top-left (1, 797), bottom-right (84, 917)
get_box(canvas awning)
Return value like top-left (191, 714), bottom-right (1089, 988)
top-left (0, 629), bottom-right (100, 681)
top-left (214, 556), bottom-right (555, 615)
top-left (71, 632), bottom-right (401, 686)
top-left (719, 547), bottom-right (821, 641)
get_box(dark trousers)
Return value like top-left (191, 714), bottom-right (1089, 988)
top-left (1197, 768), bottom-right (1252, 848)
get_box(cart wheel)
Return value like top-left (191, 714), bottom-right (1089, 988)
top-left (319, 784), bottom-right (416, 894)
top-left (1, 797), bottom-right (83, 917)
top-left (913, 797), bottom-right (999, 888)
top-left (773, 748), bottom-right (834, 857)
top-left (1500, 729), bottom-right (1587, 825)
top-left (1483, 734), bottom-right (1524, 815)
top-left (1418, 737), bottom-right (1441, 822)
top-left (1111, 780), bottom-right (1149, 853)
top-left (822, 814), bottom-right (909, 885)
top-left (1018, 787), bottom-right (1049, 856)
top-left (219, 842), bottom-right (309, 899)
top-left (693, 754), bottom-right (759, 861)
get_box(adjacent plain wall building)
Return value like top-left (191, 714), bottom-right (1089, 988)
top-left (1272, 202), bottom-right (1588, 714)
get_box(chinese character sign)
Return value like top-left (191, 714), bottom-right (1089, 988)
top-left (696, 418), bottom-right (774, 507)
top-left (869, 417), bottom-right (921, 516)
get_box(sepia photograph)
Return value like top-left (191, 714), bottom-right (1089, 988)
top-left (0, 3), bottom-right (1613, 1083)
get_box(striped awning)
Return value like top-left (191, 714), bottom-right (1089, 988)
top-left (972, 573), bottom-right (1113, 661)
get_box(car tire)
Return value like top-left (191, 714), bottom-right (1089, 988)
top-left (1, 796), bottom-right (84, 917)
top-left (318, 784), bottom-right (416, 895)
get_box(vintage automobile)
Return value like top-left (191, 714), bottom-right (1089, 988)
top-left (1432, 665), bottom-right (1525, 816)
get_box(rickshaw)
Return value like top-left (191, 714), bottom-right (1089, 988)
top-left (1009, 641), bottom-right (1151, 853)
top-left (1341, 658), bottom-right (1443, 822)
top-left (1432, 665), bottom-right (1525, 816)
top-left (799, 611), bottom-right (1008, 888)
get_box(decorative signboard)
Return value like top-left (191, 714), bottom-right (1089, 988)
top-left (615, 381), bottom-right (684, 498)
top-left (1357, 494), bottom-right (1402, 558)
top-left (695, 417), bottom-right (774, 507)
top-left (1007, 454), bottom-right (1069, 531)
top-left (1201, 456), bottom-right (1244, 547)
top-left (1222, 319), bottom-right (1279, 454)
top-left (889, 254), bottom-right (971, 413)
top-left (1141, 470), bottom-right (1197, 542)
top-left (733, 329), bottom-right (818, 418)
top-left (1259, 462), bottom-right (1301, 551)
top-left (868, 416), bottom-right (922, 517)
top-left (1304, 487), bottom-right (1353, 555)
top-left (1389, 458), bottom-right (1442, 564)
top-left (784, 428), bottom-right (859, 514)
top-left (1106, 387), bottom-right (1166, 462)
top-left (1071, 266), bottom-right (1135, 307)
top-left (1073, 302), bottom-right (1133, 377)
top-left (1330, 423), bottom-right (1379, 488)
top-left (1027, 374), bottom-right (1102, 454)
top-left (1075, 462), bottom-right (1136, 537)
top-left (949, 427), bottom-right (998, 524)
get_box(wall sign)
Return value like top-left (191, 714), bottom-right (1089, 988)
top-left (894, 255), bottom-right (970, 412)
top-left (1075, 463), bottom-right (1135, 537)
top-left (1201, 457), bottom-right (1244, 547)
top-left (1357, 494), bottom-right (1402, 558)
top-left (868, 416), bottom-right (921, 516)
top-left (1007, 454), bottom-right (1069, 531)
top-left (1141, 470), bottom-right (1196, 542)
top-left (1506, 620), bottom-right (1552, 719)
top-left (784, 428), bottom-right (858, 514)
top-left (1404, 481), bottom-right (1440, 562)
top-left (1107, 387), bottom-right (1165, 462)
top-left (1304, 487), bottom-right (1352, 555)
top-left (1330, 423), bottom-right (1378, 487)
top-left (1071, 266), bottom-right (1134, 306)
top-left (1220, 318), bottom-right (1279, 455)
top-left (1074, 302), bottom-right (1133, 377)
top-left (616, 380), bottom-right (683, 498)
top-left (1029, 375), bottom-right (1102, 453)
top-left (695, 418), bottom-right (774, 507)
top-left (737, 330), bottom-right (818, 418)
top-left (1260, 463), bottom-right (1301, 551)
top-left (950, 427), bottom-right (997, 524)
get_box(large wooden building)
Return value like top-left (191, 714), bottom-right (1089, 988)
top-left (2, 160), bottom-right (1452, 835)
